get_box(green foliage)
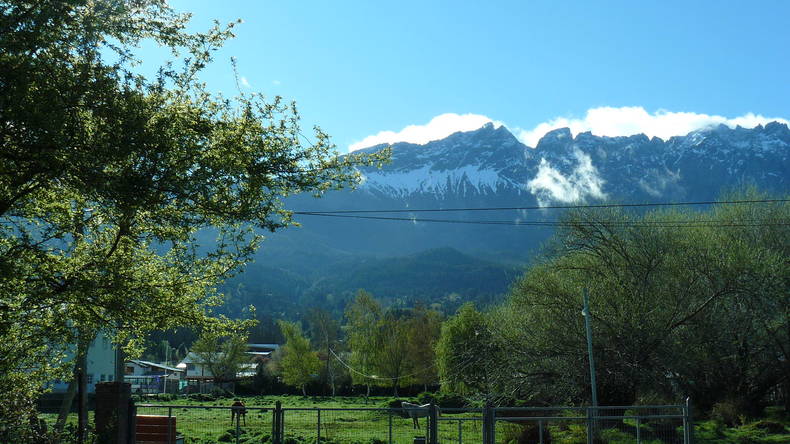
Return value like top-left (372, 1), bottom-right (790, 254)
top-left (344, 291), bottom-right (382, 390)
top-left (0, 0), bottom-right (386, 438)
top-left (440, 191), bottom-right (789, 411)
top-left (416, 391), bottom-right (466, 408)
top-left (278, 321), bottom-right (320, 395)
top-left (435, 303), bottom-right (501, 396)
top-left (191, 329), bottom-right (251, 384)
top-left (371, 311), bottom-right (411, 395)
top-left (342, 292), bottom-right (442, 396)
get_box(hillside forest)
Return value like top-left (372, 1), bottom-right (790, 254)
top-left (146, 194), bottom-right (789, 419)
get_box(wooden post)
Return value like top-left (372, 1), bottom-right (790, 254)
top-left (95, 382), bottom-right (132, 444)
top-left (428, 403), bottom-right (438, 444)
top-left (77, 369), bottom-right (85, 444)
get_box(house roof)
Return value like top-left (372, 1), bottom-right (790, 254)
top-left (247, 343), bottom-right (280, 350)
top-left (128, 359), bottom-right (183, 373)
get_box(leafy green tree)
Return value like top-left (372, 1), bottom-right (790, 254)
top-left (344, 290), bottom-right (382, 399)
top-left (0, 0), bottom-right (385, 438)
top-left (435, 303), bottom-right (501, 398)
top-left (191, 330), bottom-right (250, 390)
top-left (486, 193), bottom-right (789, 413)
top-left (373, 310), bottom-right (412, 396)
top-left (308, 308), bottom-right (342, 396)
top-left (278, 320), bottom-right (319, 396)
top-left (406, 305), bottom-right (442, 392)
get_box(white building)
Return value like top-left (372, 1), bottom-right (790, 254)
top-left (124, 360), bottom-right (184, 394)
top-left (46, 331), bottom-right (118, 394)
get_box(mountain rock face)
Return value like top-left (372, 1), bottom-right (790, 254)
top-left (283, 121), bottom-right (788, 256)
top-left (224, 122), bottom-right (789, 316)
top-left (352, 121), bottom-right (789, 204)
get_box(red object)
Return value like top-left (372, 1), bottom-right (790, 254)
top-left (135, 415), bottom-right (177, 444)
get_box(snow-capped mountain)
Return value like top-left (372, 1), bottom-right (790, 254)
top-left (352, 121), bottom-right (789, 205)
top-left (225, 121), bottom-right (789, 317)
top-left (278, 120), bottom-right (788, 260)
top-left (353, 123), bottom-right (530, 199)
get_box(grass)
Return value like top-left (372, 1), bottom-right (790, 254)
top-left (41, 397), bottom-right (790, 444)
top-left (134, 395), bottom-right (483, 444)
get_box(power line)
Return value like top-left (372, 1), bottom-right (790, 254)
top-left (295, 212), bottom-right (790, 228)
top-left (292, 198), bottom-right (789, 215)
top-left (328, 348), bottom-right (436, 381)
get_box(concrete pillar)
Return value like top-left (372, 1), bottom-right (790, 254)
top-left (95, 382), bottom-right (132, 444)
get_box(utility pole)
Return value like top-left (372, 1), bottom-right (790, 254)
top-left (582, 288), bottom-right (598, 408)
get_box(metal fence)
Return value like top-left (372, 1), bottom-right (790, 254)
top-left (491, 404), bottom-right (691, 444)
top-left (136, 403), bottom-right (273, 444)
top-left (135, 400), bottom-right (693, 444)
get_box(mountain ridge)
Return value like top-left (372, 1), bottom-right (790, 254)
top-left (351, 121), bottom-right (789, 203)
top-left (221, 121), bottom-right (789, 317)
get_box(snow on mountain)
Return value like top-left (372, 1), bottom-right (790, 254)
top-left (351, 121), bottom-right (790, 204)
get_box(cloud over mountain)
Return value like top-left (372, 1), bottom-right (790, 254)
top-left (516, 107), bottom-right (790, 147)
top-left (527, 149), bottom-right (607, 205)
top-left (349, 107), bottom-right (790, 152)
top-left (348, 113), bottom-right (503, 151)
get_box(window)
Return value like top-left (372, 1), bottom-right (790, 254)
top-left (125, 366), bottom-right (134, 375)
top-left (187, 363), bottom-right (195, 371)
top-left (100, 374), bottom-right (106, 382)
top-left (86, 374), bottom-right (93, 384)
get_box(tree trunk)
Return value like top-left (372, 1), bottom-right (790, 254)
top-left (56, 333), bottom-right (89, 432)
top-left (54, 379), bottom-right (77, 432)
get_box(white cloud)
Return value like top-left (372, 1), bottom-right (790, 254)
top-left (240, 76), bottom-right (251, 89)
top-left (516, 107), bottom-right (790, 147)
top-left (348, 113), bottom-right (503, 152)
top-left (527, 149), bottom-right (607, 205)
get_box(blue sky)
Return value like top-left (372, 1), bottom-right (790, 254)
top-left (149, 0), bottom-right (790, 151)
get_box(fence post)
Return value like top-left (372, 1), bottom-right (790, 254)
top-left (317, 408), bottom-right (321, 443)
top-left (586, 407), bottom-right (594, 444)
top-left (483, 402), bottom-right (495, 444)
top-left (458, 419), bottom-right (462, 444)
top-left (482, 404), bottom-right (488, 444)
top-left (235, 406), bottom-right (241, 444)
top-left (429, 403), bottom-right (438, 444)
top-left (273, 400), bottom-right (282, 444)
top-left (388, 410), bottom-right (393, 444)
top-left (538, 419), bottom-right (544, 444)
top-left (636, 416), bottom-right (641, 444)
top-left (168, 406), bottom-right (173, 444)
top-left (685, 397), bottom-right (694, 444)
top-left (127, 400), bottom-right (136, 444)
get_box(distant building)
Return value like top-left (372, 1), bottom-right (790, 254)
top-left (124, 360), bottom-right (184, 394)
top-left (46, 331), bottom-right (118, 394)
top-left (176, 352), bottom-right (214, 382)
top-left (246, 343), bottom-right (279, 363)
top-left (176, 343), bottom-right (280, 391)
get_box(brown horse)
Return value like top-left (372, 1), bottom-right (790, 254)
top-left (231, 400), bottom-right (247, 426)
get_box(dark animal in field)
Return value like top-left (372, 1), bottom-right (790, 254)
top-left (231, 400), bottom-right (247, 425)
top-left (401, 402), bottom-right (431, 429)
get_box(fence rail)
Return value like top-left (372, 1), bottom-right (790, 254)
top-left (135, 399), bottom-right (693, 444)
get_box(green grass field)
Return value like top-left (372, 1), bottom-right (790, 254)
top-left (135, 396), bottom-right (485, 444)
top-left (42, 396), bottom-right (789, 444)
